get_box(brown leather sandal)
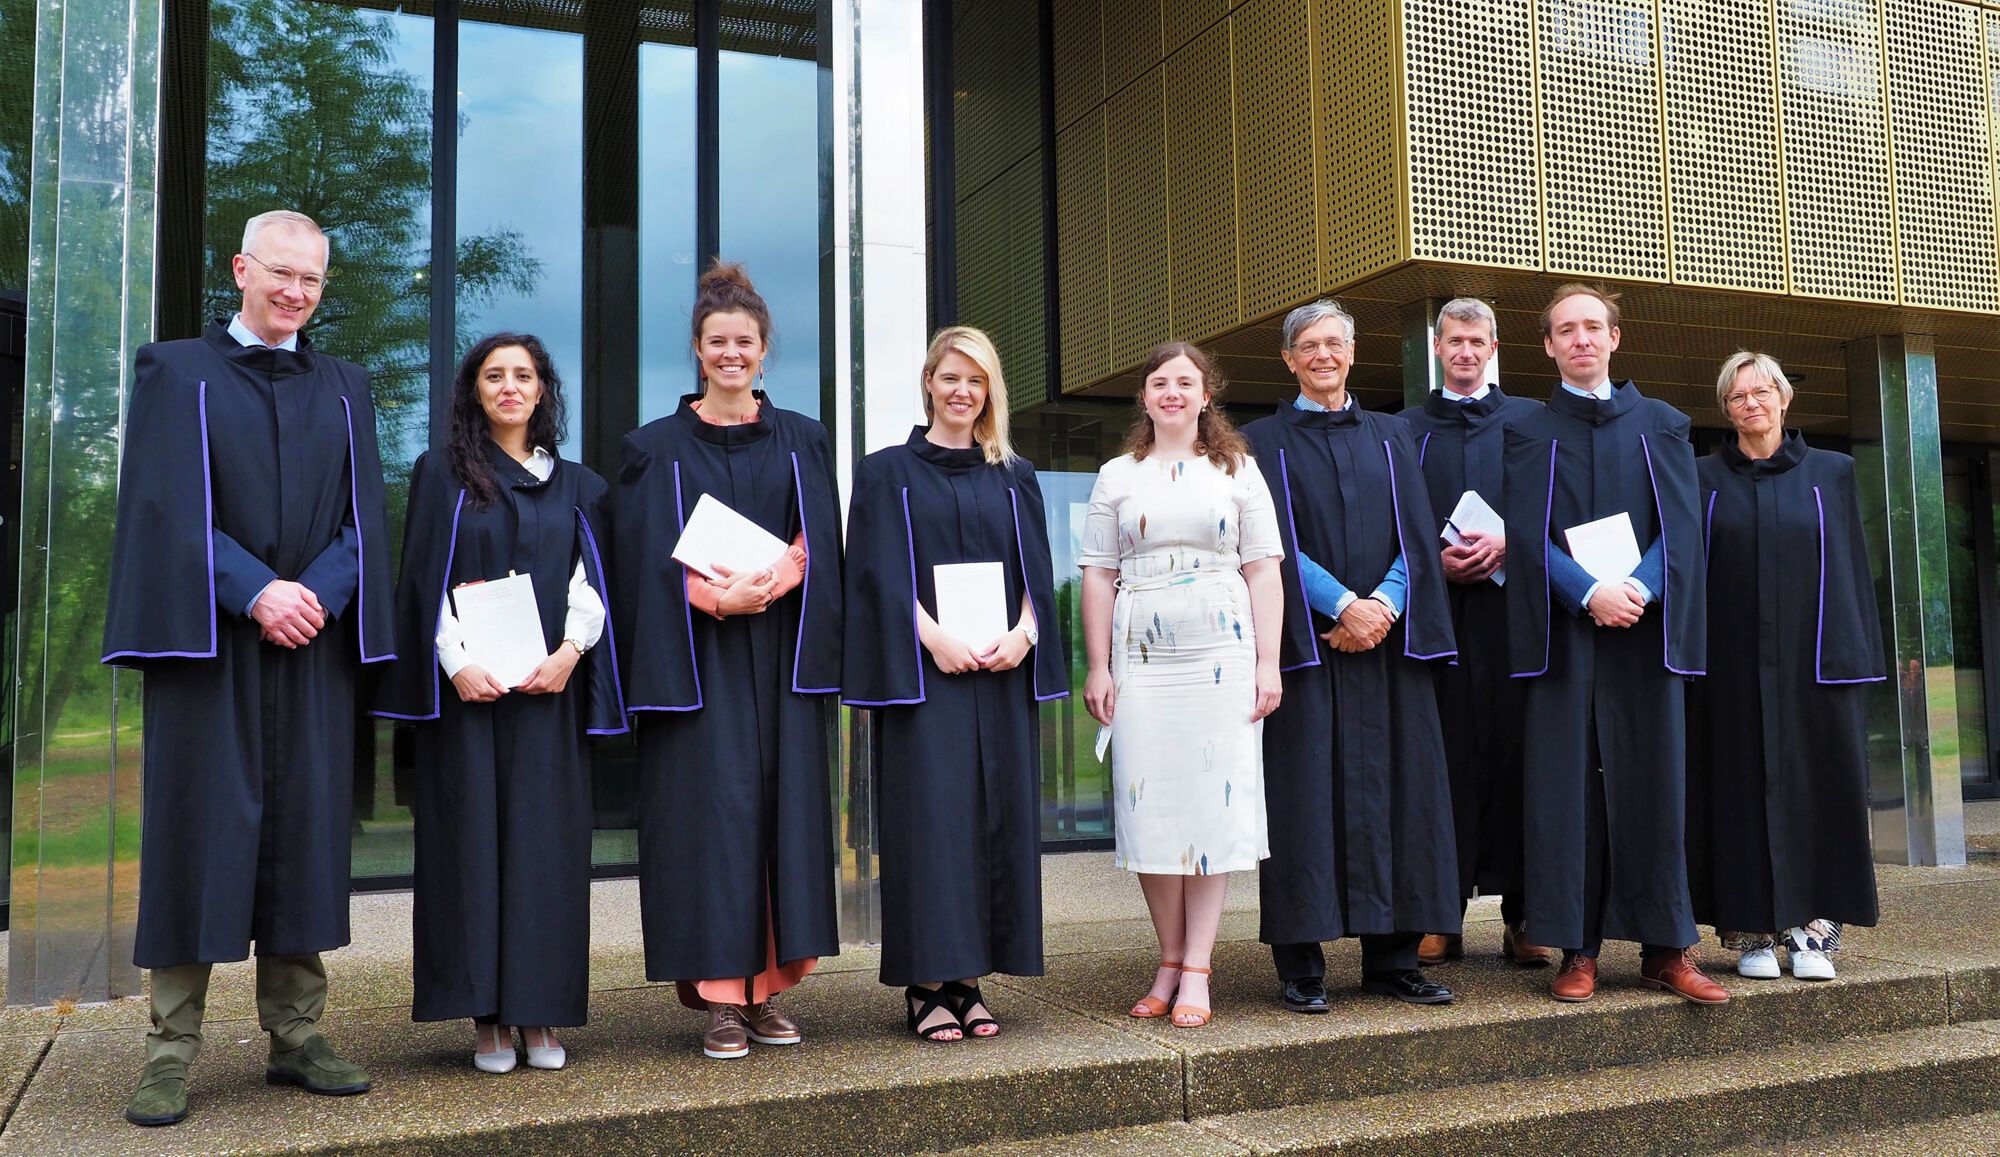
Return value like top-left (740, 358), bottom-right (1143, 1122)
top-left (1171, 965), bottom-right (1214, 1028)
top-left (1129, 960), bottom-right (1183, 1018)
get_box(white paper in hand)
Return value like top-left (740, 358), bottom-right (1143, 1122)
top-left (1564, 512), bottom-right (1642, 583)
top-left (453, 573), bottom-right (547, 688)
top-left (1441, 489), bottom-right (1507, 586)
top-left (672, 493), bottom-right (791, 582)
top-left (933, 562), bottom-right (1009, 652)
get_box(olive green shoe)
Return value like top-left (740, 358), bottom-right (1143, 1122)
top-left (125, 1056), bottom-right (190, 1127)
top-left (265, 1034), bottom-right (371, 1096)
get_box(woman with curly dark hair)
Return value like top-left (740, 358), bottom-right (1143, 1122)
top-left (375, 332), bottom-right (625, 1074)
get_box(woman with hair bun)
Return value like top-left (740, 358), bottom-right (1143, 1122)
top-left (375, 332), bottom-right (625, 1074)
top-left (843, 326), bottom-right (1067, 1041)
top-left (614, 261), bottom-right (844, 1060)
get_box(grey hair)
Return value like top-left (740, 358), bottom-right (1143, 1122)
top-left (1436, 296), bottom-right (1497, 340)
top-left (241, 210), bottom-right (329, 261)
top-left (1714, 350), bottom-right (1794, 413)
top-left (1281, 299), bottom-right (1356, 349)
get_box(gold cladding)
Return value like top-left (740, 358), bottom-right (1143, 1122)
top-left (1661, 0), bottom-right (1786, 292)
top-left (1235, 0), bottom-right (1322, 319)
top-left (1991, 11), bottom-right (2000, 301)
top-left (1053, 0), bottom-right (1104, 132)
top-left (1107, 74), bottom-right (1171, 370)
top-left (1321, 0), bottom-right (1407, 288)
top-left (1887, 0), bottom-right (1998, 312)
top-left (1535, 0), bottom-right (1669, 281)
top-left (1104, 0), bottom-right (1165, 92)
top-left (1166, 0), bottom-right (1230, 54)
top-left (953, 0), bottom-right (1039, 202)
top-left (1401, 0), bottom-right (1541, 270)
top-left (1778, 0), bottom-right (1896, 302)
top-left (1166, 20), bottom-right (1242, 342)
top-left (1058, 109), bottom-right (1112, 388)
top-left (955, 166), bottom-right (1013, 374)
top-left (1006, 158), bottom-right (1052, 410)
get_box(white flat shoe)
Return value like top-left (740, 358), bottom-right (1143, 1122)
top-left (1790, 948), bottom-right (1835, 981)
top-left (523, 1027), bottom-right (567, 1070)
top-left (475, 1024), bottom-right (518, 1073)
top-left (1736, 946), bottom-right (1780, 979)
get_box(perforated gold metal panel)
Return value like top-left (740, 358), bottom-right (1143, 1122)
top-left (1166, 20), bottom-right (1241, 341)
top-left (1166, 0), bottom-right (1230, 55)
top-left (1778, 0), bottom-right (1896, 302)
top-left (954, 0), bottom-right (1041, 199)
top-left (1235, 0), bottom-right (1322, 319)
top-left (1006, 156), bottom-right (1051, 410)
top-left (1052, 0), bottom-right (1104, 132)
top-left (1990, 11), bottom-right (2000, 307)
top-left (1107, 74), bottom-right (1172, 367)
top-left (1887, 0), bottom-right (1998, 312)
top-left (1320, 0), bottom-right (1406, 289)
top-left (1660, 0), bottom-right (1786, 293)
top-left (1535, 0), bottom-right (1669, 281)
top-left (1058, 110), bottom-right (1112, 389)
top-left (955, 166), bottom-right (1014, 361)
top-left (1104, 0), bottom-right (1165, 92)
top-left (1400, 0), bottom-right (1541, 270)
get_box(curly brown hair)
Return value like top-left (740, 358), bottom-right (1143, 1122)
top-left (1120, 341), bottom-right (1250, 475)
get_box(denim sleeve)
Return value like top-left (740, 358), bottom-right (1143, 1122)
top-left (1547, 545), bottom-right (1596, 615)
top-left (1296, 550), bottom-right (1354, 618)
top-left (1370, 554), bottom-right (1408, 616)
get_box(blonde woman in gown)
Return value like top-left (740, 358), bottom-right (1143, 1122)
top-left (1080, 342), bottom-right (1286, 1028)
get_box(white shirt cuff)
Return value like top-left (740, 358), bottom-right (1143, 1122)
top-left (1333, 590), bottom-right (1359, 618)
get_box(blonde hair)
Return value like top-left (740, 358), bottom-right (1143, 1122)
top-left (1714, 350), bottom-right (1794, 415)
top-left (241, 210), bottom-right (328, 262)
top-left (922, 326), bottom-right (1018, 466)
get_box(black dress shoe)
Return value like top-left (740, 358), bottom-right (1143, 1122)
top-left (1280, 978), bottom-right (1330, 1013)
top-left (1362, 969), bottom-right (1455, 1005)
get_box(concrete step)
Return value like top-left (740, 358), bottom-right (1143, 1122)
top-left (953, 1020), bottom-right (2000, 1156)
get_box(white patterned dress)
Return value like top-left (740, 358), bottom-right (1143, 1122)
top-left (1079, 453), bottom-right (1285, 875)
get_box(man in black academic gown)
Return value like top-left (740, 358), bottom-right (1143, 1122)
top-left (102, 211), bottom-right (396, 1125)
top-left (1396, 298), bottom-right (1557, 970)
top-left (1499, 283), bottom-right (1726, 1005)
top-left (1243, 299), bottom-right (1462, 1012)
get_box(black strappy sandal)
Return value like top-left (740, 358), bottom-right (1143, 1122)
top-left (940, 981), bottom-right (998, 1038)
top-left (903, 985), bottom-right (962, 1042)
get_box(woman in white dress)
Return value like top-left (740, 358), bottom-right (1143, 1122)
top-left (1080, 341), bottom-right (1286, 1028)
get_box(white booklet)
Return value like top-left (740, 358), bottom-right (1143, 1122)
top-left (672, 493), bottom-right (791, 582)
top-left (933, 562), bottom-right (1008, 651)
top-left (1564, 511), bottom-right (1642, 583)
top-left (1441, 489), bottom-right (1507, 586)
top-left (452, 572), bottom-right (547, 688)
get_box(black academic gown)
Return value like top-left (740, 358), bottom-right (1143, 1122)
top-left (102, 323), bottom-right (396, 969)
top-left (842, 430), bottom-right (1068, 987)
top-left (1399, 386), bottom-right (1544, 910)
top-left (374, 444), bottom-right (626, 1025)
top-left (615, 394), bottom-right (843, 989)
top-left (1241, 403), bottom-right (1462, 950)
top-left (1501, 382), bottom-right (1704, 951)
top-left (1688, 433), bottom-right (1883, 934)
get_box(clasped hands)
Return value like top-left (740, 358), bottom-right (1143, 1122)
top-left (921, 618), bottom-right (1032, 676)
top-left (1441, 528), bottom-right (1504, 584)
top-left (252, 580), bottom-right (325, 649)
top-left (1586, 580), bottom-right (1647, 628)
top-left (1321, 595), bottom-right (1394, 653)
top-left (452, 644), bottom-right (580, 703)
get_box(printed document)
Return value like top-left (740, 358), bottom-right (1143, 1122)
top-left (1563, 511), bottom-right (1642, 583)
top-left (933, 561), bottom-right (1009, 651)
top-left (1441, 489), bottom-right (1507, 586)
top-left (672, 493), bottom-right (791, 582)
top-left (453, 573), bottom-right (547, 688)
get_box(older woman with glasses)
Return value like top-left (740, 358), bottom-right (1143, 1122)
top-left (1687, 351), bottom-right (1885, 982)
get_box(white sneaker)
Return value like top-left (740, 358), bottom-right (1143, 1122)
top-left (1790, 948), bottom-right (1835, 981)
top-left (1736, 946), bottom-right (1781, 979)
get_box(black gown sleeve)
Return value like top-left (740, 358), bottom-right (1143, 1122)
top-left (787, 417), bottom-right (845, 695)
top-left (1501, 422), bottom-right (1557, 678)
top-left (840, 453), bottom-right (926, 707)
top-left (1244, 422), bottom-right (1326, 672)
top-left (1011, 461), bottom-right (1071, 700)
top-left (335, 365), bottom-right (400, 664)
top-left (1816, 455), bottom-right (1888, 684)
top-left (371, 451), bottom-right (461, 720)
top-left (1640, 416), bottom-right (1706, 676)
top-left (574, 470), bottom-right (631, 732)
top-left (612, 428), bottom-right (703, 712)
top-left (1383, 420), bottom-right (1456, 662)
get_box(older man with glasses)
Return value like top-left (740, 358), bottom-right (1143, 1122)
top-left (103, 210), bottom-right (397, 1126)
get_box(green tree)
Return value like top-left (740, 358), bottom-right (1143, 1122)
top-left (0, 0), bottom-right (34, 288)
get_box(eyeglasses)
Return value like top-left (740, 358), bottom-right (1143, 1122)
top-left (1290, 338), bottom-right (1352, 357)
top-left (243, 252), bottom-right (329, 294)
top-left (1723, 385), bottom-right (1779, 410)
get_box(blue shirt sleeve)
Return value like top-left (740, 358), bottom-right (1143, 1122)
top-left (1626, 537), bottom-right (1663, 605)
top-left (1372, 554), bottom-right (1408, 616)
top-left (215, 529), bottom-right (280, 619)
top-left (1296, 551), bottom-right (1353, 618)
top-left (1547, 545), bottom-right (1596, 615)
top-left (297, 523), bottom-right (363, 620)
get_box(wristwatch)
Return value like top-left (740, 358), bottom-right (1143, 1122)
top-left (1019, 624), bottom-right (1039, 647)
top-left (565, 638), bottom-right (588, 657)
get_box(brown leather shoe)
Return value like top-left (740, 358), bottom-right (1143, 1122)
top-left (1503, 923), bottom-right (1559, 968)
top-left (1417, 933), bottom-right (1462, 966)
top-left (745, 999), bottom-right (801, 1047)
top-left (1641, 950), bottom-right (1731, 1005)
top-left (703, 1003), bottom-right (750, 1059)
top-left (1551, 953), bottom-right (1597, 1002)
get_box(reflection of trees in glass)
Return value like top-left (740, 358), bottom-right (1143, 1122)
top-left (0, 0), bottom-right (33, 288)
top-left (202, 0), bottom-right (540, 489)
